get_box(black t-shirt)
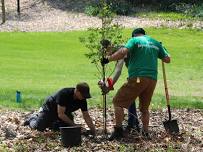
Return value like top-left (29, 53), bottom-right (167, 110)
top-left (42, 88), bottom-right (88, 116)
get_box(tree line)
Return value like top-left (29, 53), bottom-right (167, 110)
top-left (1, 0), bottom-right (202, 23)
top-left (1, 0), bottom-right (20, 24)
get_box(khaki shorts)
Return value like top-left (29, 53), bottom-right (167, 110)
top-left (113, 77), bottom-right (157, 112)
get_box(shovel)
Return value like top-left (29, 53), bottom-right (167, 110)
top-left (162, 61), bottom-right (179, 134)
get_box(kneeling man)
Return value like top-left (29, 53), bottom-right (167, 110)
top-left (24, 82), bottom-right (96, 135)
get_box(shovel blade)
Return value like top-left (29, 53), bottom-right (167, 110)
top-left (163, 119), bottom-right (179, 134)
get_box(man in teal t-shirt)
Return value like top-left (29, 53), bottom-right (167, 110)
top-left (126, 31), bottom-right (169, 80)
top-left (101, 28), bottom-right (170, 140)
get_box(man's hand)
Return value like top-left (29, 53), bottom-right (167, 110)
top-left (98, 78), bottom-right (114, 94)
top-left (82, 111), bottom-right (96, 137)
top-left (98, 80), bottom-right (109, 94)
top-left (101, 57), bottom-right (109, 65)
top-left (162, 56), bottom-right (170, 63)
top-left (101, 85), bottom-right (109, 95)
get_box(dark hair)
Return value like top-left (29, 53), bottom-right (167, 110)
top-left (132, 28), bottom-right (146, 37)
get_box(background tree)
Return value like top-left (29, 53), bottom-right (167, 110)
top-left (1, 0), bottom-right (5, 23)
top-left (17, 0), bottom-right (20, 15)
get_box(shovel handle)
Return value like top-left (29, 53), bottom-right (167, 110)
top-left (162, 61), bottom-right (171, 120)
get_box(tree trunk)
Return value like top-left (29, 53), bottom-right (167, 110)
top-left (1, 0), bottom-right (6, 23)
top-left (17, 0), bottom-right (20, 15)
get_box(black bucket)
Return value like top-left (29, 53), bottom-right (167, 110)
top-left (60, 126), bottom-right (81, 147)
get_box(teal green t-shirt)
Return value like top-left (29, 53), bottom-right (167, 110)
top-left (124, 35), bottom-right (169, 80)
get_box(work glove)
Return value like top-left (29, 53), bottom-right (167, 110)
top-left (106, 77), bottom-right (114, 90)
top-left (98, 78), bottom-right (114, 95)
top-left (101, 57), bottom-right (109, 65)
top-left (98, 80), bottom-right (109, 95)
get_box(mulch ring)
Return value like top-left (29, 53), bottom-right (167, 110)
top-left (0, 108), bottom-right (202, 151)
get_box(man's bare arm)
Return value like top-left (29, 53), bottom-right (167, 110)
top-left (57, 105), bottom-right (75, 126)
top-left (108, 47), bottom-right (128, 61)
top-left (82, 111), bottom-right (96, 135)
top-left (112, 59), bottom-right (124, 84)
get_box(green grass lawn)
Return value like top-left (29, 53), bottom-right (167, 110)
top-left (0, 28), bottom-right (203, 110)
top-left (135, 11), bottom-right (202, 21)
top-left (136, 12), bottom-right (190, 21)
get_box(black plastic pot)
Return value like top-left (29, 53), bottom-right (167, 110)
top-left (60, 126), bottom-right (81, 147)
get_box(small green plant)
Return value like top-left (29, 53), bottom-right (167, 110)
top-left (34, 135), bottom-right (46, 143)
top-left (13, 142), bottom-right (29, 152)
top-left (117, 144), bottom-right (126, 152)
top-left (85, 5), bottom-right (99, 16)
top-left (0, 143), bottom-right (9, 152)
